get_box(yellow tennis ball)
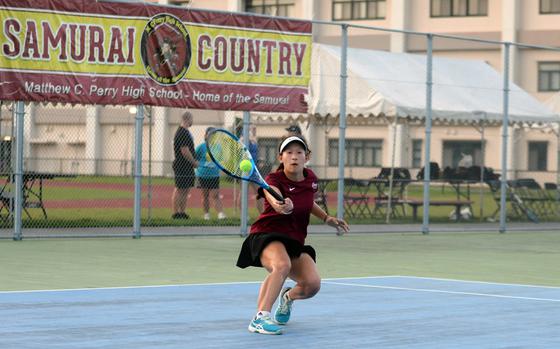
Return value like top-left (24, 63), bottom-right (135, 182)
top-left (239, 159), bottom-right (253, 172)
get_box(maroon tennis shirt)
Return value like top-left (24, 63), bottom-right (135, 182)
top-left (250, 168), bottom-right (319, 245)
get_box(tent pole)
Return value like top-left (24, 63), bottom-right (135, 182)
top-left (421, 34), bottom-right (434, 235)
top-left (479, 120), bottom-right (485, 221)
top-left (386, 119), bottom-right (397, 223)
top-left (336, 24), bottom-right (348, 223)
top-left (499, 43), bottom-right (511, 233)
top-left (473, 111), bottom-right (488, 222)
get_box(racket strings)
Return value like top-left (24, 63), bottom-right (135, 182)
top-left (207, 132), bottom-right (252, 178)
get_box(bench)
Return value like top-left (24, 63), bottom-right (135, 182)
top-left (405, 199), bottom-right (474, 221)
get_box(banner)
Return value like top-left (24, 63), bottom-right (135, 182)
top-left (0, 0), bottom-right (312, 112)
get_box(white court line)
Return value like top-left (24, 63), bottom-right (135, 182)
top-left (0, 276), bottom-right (396, 294)
top-left (2, 275), bottom-right (559, 296)
top-left (0, 280), bottom-right (263, 294)
top-left (326, 275), bottom-right (560, 289)
top-left (322, 280), bottom-right (560, 303)
top-left (394, 275), bottom-right (560, 289)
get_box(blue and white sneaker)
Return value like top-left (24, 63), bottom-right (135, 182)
top-left (248, 313), bottom-right (283, 335)
top-left (274, 287), bottom-right (293, 325)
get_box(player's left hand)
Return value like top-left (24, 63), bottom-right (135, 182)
top-left (325, 216), bottom-right (349, 235)
top-left (271, 197), bottom-right (293, 215)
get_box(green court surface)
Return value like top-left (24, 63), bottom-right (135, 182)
top-left (1, 231), bottom-right (559, 292)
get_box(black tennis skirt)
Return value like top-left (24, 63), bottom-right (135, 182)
top-left (236, 232), bottom-right (316, 269)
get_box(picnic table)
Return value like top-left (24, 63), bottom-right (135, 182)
top-left (0, 172), bottom-right (73, 221)
top-left (404, 198), bottom-right (474, 221)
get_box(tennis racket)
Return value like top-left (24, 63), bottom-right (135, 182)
top-left (205, 128), bottom-right (284, 202)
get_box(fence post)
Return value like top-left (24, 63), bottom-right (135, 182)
top-left (421, 34), bottom-right (434, 235)
top-left (499, 43), bottom-right (511, 234)
top-left (240, 111), bottom-right (250, 236)
top-left (133, 106), bottom-right (144, 239)
top-left (557, 122), bottom-right (560, 216)
top-left (479, 116), bottom-right (486, 221)
top-left (336, 24), bottom-right (348, 222)
top-left (13, 101), bottom-right (25, 241)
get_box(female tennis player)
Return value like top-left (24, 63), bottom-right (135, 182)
top-left (237, 135), bottom-right (349, 335)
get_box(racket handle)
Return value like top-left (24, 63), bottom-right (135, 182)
top-left (266, 187), bottom-right (285, 203)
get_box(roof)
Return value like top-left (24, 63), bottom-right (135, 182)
top-left (545, 92), bottom-right (560, 116)
top-left (308, 44), bottom-right (559, 125)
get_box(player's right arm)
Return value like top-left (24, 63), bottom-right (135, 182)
top-left (264, 185), bottom-right (292, 214)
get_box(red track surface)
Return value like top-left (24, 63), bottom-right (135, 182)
top-left (41, 180), bottom-right (259, 209)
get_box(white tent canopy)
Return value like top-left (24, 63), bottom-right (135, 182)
top-left (545, 92), bottom-right (560, 115)
top-left (544, 93), bottom-right (560, 133)
top-left (308, 44), bottom-right (558, 124)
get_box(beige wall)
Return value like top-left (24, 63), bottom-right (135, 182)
top-left (520, 0), bottom-right (560, 31)
top-left (15, 0), bottom-right (560, 182)
top-left (409, 0), bottom-right (502, 33)
top-left (518, 49), bottom-right (560, 100)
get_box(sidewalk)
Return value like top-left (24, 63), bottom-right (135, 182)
top-left (1, 222), bottom-right (558, 239)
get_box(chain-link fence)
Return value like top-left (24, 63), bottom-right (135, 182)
top-left (1, 3), bottom-right (559, 239)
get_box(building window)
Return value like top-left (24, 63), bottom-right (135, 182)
top-left (245, 0), bottom-right (295, 17)
top-left (442, 141), bottom-right (482, 168)
top-left (541, 0), bottom-right (560, 14)
top-left (332, 0), bottom-right (386, 21)
top-left (0, 140), bottom-right (11, 173)
top-left (258, 137), bottom-right (280, 175)
top-left (528, 141), bottom-right (548, 171)
top-left (431, 0), bottom-right (488, 17)
top-left (412, 139), bottom-right (423, 168)
top-left (168, 0), bottom-right (191, 6)
top-left (328, 139), bottom-right (382, 167)
top-left (538, 62), bottom-right (560, 91)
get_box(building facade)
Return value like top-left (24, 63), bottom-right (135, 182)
top-left (2, 0), bottom-right (558, 183)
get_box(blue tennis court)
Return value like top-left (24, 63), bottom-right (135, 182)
top-left (2, 276), bottom-right (559, 348)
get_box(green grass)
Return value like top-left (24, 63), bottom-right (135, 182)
top-left (2, 176), bottom-right (558, 228)
top-left (42, 187), bottom-right (133, 200)
top-left (1, 231), bottom-right (559, 291)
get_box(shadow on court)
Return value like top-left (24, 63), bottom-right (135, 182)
top-left (1, 276), bottom-right (559, 348)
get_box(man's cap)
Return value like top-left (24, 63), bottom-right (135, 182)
top-left (285, 125), bottom-right (302, 134)
top-left (279, 136), bottom-right (308, 153)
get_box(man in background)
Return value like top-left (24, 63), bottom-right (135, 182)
top-left (172, 111), bottom-right (198, 219)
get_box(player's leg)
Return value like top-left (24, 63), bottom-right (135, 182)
top-left (258, 241), bottom-right (292, 311)
top-left (210, 178), bottom-right (226, 219)
top-left (171, 188), bottom-right (180, 213)
top-left (201, 186), bottom-right (210, 220)
top-left (172, 187), bottom-right (190, 218)
top-left (248, 241), bottom-right (290, 335)
top-left (172, 171), bottom-right (184, 215)
top-left (201, 179), bottom-right (210, 212)
top-left (172, 171), bottom-right (192, 219)
top-left (274, 253), bottom-right (320, 324)
top-left (233, 180), bottom-right (241, 210)
top-left (287, 253), bottom-right (321, 300)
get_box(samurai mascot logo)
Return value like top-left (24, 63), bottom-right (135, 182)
top-left (141, 13), bottom-right (191, 85)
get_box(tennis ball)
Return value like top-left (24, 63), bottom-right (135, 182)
top-left (239, 159), bottom-right (253, 172)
